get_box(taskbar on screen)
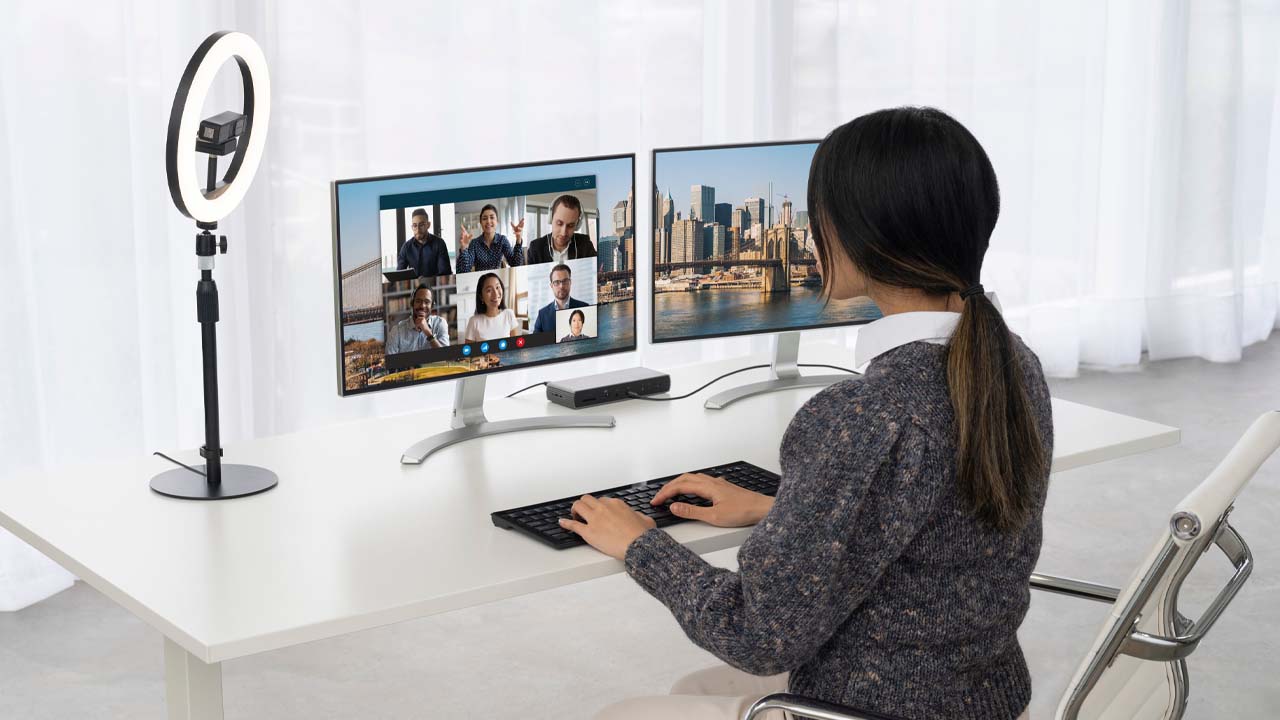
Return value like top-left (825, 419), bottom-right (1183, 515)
top-left (385, 330), bottom-right (558, 370)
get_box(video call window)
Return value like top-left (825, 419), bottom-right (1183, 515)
top-left (384, 276), bottom-right (457, 355)
top-left (557, 305), bottom-right (598, 343)
top-left (334, 156), bottom-right (636, 396)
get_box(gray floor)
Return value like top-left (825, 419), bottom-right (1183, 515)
top-left (4, 335), bottom-right (1280, 719)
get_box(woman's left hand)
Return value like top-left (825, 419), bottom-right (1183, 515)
top-left (560, 495), bottom-right (656, 560)
top-left (511, 218), bottom-right (525, 244)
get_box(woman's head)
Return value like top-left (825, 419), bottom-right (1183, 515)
top-left (808, 107), bottom-right (1044, 532)
top-left (569, 309), bottom-right (585, 334)
top-left (808, 106), bottom-right (998, 300)
top-left (475, 273), bottom-right (505, 314)
top-left (479, 204), bottom-right (499, 236)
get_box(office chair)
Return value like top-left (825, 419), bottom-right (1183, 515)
top-left (743, 411), bottom-right (1280, 720)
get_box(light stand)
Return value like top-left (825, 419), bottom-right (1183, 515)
top-left (703, 331), bottom-right (853, 410)
top-left (151, 31), bottom-right (277, 500)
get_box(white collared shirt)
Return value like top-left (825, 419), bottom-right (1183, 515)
top-left (853, 292), bottom-right (1002, 371)
top-left (854, 311), bottom-right (959, 372)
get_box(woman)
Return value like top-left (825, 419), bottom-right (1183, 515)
top-left (456, 203), bottom-right (525, 273)
top-left (569, 107), bottom-right (1051, 720)
top-left (463, 272), bottom-right (521, 342)
top-left (559, 308), bottom-right (591, 342)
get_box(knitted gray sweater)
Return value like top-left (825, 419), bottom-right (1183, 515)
top-left (625, 339), bottom-right (1053, 719)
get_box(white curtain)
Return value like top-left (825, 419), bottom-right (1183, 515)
top-left (2, 0), bottom-right (1277, 608)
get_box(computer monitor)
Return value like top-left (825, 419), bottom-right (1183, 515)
top-left (332, 153), bottom-right (636, 462)
top-left (651, 141), bottom-right (881, 408)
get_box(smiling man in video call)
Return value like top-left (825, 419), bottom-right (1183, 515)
top-left (526, 194), bottom-right (597, 265)
top-left (532, 263), bottom-right (588, 334)
top-left (386, 285), bottom-right (450, 353)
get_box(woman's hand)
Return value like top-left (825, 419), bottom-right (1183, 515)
top-left (459, 224), bottom-right (472, 250)
top-left (651, 473), bottom-right (774, 528)
top-left (511, 218), bottom-right (525, 245)
top-left (560, 495), bottom-right (656, 560)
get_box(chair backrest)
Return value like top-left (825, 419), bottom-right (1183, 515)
top-left (1055, 411), bottom-right (1280, 720)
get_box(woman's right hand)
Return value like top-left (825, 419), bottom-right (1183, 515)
top-left (651, 473), bottom-right (774, 527)
top-left (459, 224), bottom-right (472, 250)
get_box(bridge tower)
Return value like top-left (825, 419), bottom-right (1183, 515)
top-left (761, 226), bottom-right (791, 294)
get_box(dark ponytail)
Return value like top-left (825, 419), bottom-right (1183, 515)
top-left (947, 291), bottom-right (1045, 530)
top-left (808, 107), bottom-right (1046, 531)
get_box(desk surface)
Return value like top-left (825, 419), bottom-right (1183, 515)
top-left (0, 345), bottom-right (1179, 664)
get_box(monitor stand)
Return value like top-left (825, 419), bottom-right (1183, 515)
top-left (704, 331), bottom-right (852, 410)
top-left (401, 375), bottom-right (616, 464)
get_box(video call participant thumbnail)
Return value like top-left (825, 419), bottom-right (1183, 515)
top-left (457, 203), bottom-right (526, 273)
top-left (386, 285), bottom-right (450, 353)
top-left (526, 194), bottom-right (597, 264)
top-left (531, 263), bottom-right (588, 334)
top-left (463, 272), bottom-right (522, 342)
top-left (559, 308), bottom-right (592, 342)
top-left (396, 208), bottom-right (452, 278)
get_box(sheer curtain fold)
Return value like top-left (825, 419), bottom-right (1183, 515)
top-left (1, 0), bottom-right (1277, 609)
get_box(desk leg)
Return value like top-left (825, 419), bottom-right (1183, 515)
top-left (164, 638), bottom-right (224, 720)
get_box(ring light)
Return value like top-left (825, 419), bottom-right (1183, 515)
top-left (165, 31), bottom-right (271, 224)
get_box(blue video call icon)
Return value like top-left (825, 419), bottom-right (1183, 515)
top-left (479, 342), bottom-right (490, 353)
top-left (461, 345), bottom-right (472, 357)
top-left (498, 339), bottom-right (508, 351)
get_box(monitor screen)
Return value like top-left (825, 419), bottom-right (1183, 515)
top-left (651, 141), bottom-right (881, 343)
top-left (332, 154), bottom-right (636, 396)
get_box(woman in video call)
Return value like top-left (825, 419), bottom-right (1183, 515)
top-left (571, 108), bottom-right (1050, 720)
top-left (456, 203), bottom-right (525, 273)
top-left (463, 272), bottom-right (522, 342)
top-left (559, 308), bottom-right (591, 342)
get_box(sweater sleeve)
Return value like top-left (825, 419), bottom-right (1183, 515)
top-left (624, 384), bottom-right (944, 676)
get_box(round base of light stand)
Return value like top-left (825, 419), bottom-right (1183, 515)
top-left (150, 464), bottom-right (278, 500)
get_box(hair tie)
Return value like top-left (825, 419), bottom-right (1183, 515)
top-left (959, 284), bottom-right (985, 300)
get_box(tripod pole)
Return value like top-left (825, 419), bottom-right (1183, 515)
top-left (196, 266), bottom-right (222, 485)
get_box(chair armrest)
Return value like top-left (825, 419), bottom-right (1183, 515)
top-left (1030, 572), bottom-right (1120, 604)
top-left (742, 693), bottom-right (910, 720)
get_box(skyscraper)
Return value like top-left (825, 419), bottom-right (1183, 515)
top-left (691, 185), bottom-right (715, 223)
top-left (727, 226), bottom-right (742, 256)
top-left (731, 207), bottom-right (747, 230)
top-left (625, 187), bottom-right (634, 230)
top-left (671, 218), bottom-right (703, 266)
top-left (780, 197), bottom-right (793, 227)
top-left (794, 210), bottom-right (809, 229)
top-left (705, 223), bottom-right (727, 260)
top-left (744, 197), bottom-right (765, 230)
top-left (598, 235), bottom-right (618, 272)
top-left (714, 202), bottom-right (732, 229)
top-left (612, 200), bottom-right (628, 235)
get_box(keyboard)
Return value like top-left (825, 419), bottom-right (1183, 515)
top-left (491, 460), bottom-right (781, 549)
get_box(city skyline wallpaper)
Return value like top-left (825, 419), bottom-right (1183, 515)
top-left (652, 142), bottom-right (880, 343)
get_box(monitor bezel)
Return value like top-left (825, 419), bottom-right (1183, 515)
top-left (649, 139), bottom-right (878, 345)
top-left (331, 152), bottom-right (638, 397)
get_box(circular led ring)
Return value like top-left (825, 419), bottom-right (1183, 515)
top-left (165, 31), bottom-right (271, 223)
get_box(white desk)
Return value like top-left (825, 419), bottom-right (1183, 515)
top-left (0, 345), bottom-right (1179, 719)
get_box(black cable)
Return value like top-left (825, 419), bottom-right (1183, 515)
top-left (152, 451), bottom-right (206, 476)
top-left (626, 363), bottom-right (860, 402)
top-left (505, 381), bottom-right (547, 398)
top-left (797, 363), bottom-right (862, 375)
